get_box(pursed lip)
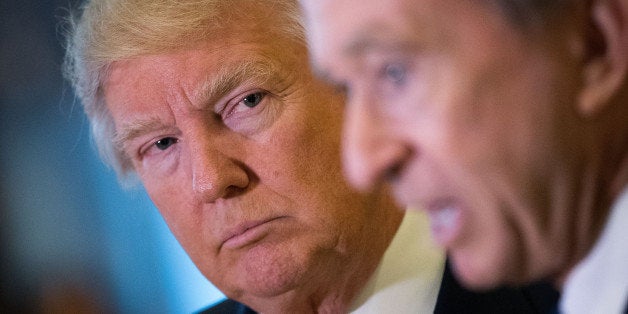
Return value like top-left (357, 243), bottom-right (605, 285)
top-left (220, 216), bottom-right (286, 250)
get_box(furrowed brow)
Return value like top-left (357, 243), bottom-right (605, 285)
top-left (113, 60), bottom-right (283, 152)
top-left (196, 59), bottom-right (279, 109)
top-left (114, 118), bottom-right (166, 153)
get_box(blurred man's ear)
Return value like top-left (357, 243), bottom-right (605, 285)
top-left (578, 0), bottom-right (628, 116)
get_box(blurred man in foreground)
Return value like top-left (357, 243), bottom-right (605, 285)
top-left (65, 0), bottom-right (557, 312)
top-left (302, 0), bottom-right (628, 312)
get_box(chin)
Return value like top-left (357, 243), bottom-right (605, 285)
top-left (238, 252), bottom-right (306, 297)
top-left (244, 272), bottom-right (300, 297)
top-left (450, 250), bottom-right (511, 291)
top-left (218, 267), bottom-right (300, 301)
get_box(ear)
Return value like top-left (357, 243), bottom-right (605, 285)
top-left (578, 0), bottom-right (628, 116)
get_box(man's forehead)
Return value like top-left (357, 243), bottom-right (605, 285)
top-left (307, 6), bottom-right (427, 74)
top-left (307, 1), bottom-right (423, 48)
top-left (107, 48), bottom-right (292, 147)
top-left (308, 0), bottom-right (510, 62)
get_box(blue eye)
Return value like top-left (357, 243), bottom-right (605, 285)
top-left (154, 137), bottom-right (178, 150)
top-left (383, 63), bottom-right (407, 86)
top-left (241, 92), bottom-right (265, 108)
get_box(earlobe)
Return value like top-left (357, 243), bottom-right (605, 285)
top-left (578, 0), bottom-right (628, 116)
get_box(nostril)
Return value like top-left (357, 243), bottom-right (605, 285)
top-left (213, 161), bottom-right (255, 200)
top-left (223, 185), bottom-right (247, 199)
top-left (382, 146), bottom-right (413, 184)
top-left (384, 162), bottom-right (404, 182)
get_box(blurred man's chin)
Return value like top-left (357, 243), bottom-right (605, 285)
top-left (450, 252), bottom-right (508, 291)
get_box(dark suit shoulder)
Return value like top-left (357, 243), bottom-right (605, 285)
top-left (434, 259), bottom-right (560, 314)
top-left (196, 299), bottom-right (257, 314)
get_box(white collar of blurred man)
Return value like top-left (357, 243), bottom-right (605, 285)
top-left (561, 187), bottom-right (628, 313)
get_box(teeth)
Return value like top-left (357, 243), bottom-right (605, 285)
top-left (433, 206), bottom-right (458, 230)
top-left (426, 201), bottom-right (462, 246)
top-left (433, 206), bottom-right (457, 228)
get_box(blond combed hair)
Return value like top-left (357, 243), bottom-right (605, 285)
top-left (63, 0), bottom-right (304, 179)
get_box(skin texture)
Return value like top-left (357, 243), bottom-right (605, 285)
top-left (102, 7), bottom-right (403, 313)
top-left (302, 0), bottom-right (628, 289)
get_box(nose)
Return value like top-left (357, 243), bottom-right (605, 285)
top-left (190, 141), bottom-right (250, 203)
top-left (342, 95), bottom-right (412, 192)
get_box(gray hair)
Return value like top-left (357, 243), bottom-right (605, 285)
top-left (63, 0), bottom-right (305, 179)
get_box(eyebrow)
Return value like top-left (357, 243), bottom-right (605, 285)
top-left (195, 58), bottom-right (282, 111)
top-left (114, 117), bottom-right (168, 154)
top-left (112, 58), bottom-right (285, 152)
top-left (345, 35), bottom-right (421, 59)
top-left (341, 13), bottom-right (428, 59)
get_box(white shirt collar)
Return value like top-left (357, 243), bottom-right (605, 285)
top-left (350, 210), bottom-right (445, 314)
top-left (561, 187), bottom-right (628, 314)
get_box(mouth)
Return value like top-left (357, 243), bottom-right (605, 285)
top-left (221, 217), bottom-right (285, 250)
top-left (425, 199), bottom-right (463, 247)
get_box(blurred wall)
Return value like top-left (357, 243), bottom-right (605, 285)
top-left (0, 1), bottom-right (224, 312)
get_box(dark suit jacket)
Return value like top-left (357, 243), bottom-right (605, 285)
top-left (198, 260), bottom-right (559, 314)
top-left (199, 298), bottom-right (255, 314)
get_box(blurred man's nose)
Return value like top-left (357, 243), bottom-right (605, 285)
top-left (342, 94), bottom-right (411, 192)
top-left (189, 140), bottom-right (250, 203)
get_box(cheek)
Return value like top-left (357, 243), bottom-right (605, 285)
top-left (141, 172), bottom-right (205, 246)
top-left (265, 125), bottom-right (346, 224)
top-left (258, 104), bottom-right (363, 227)
top-left (146, 180), bottom-right (219, 277)
top-left (148, 189), bottom-right (187, 235)
top-left (265, 99), bottom-right (344, 187)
